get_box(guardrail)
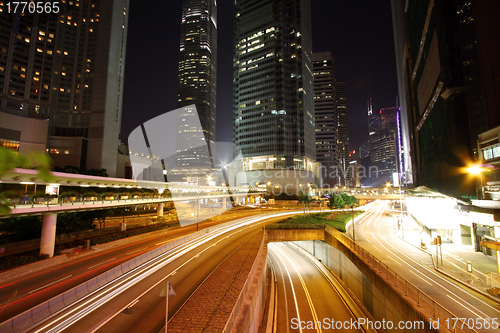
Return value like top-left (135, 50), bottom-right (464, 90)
top-left (486, 272), bottom-right (500, 289)
top-left (8, 192), bottom-right (253, 208)
top-left (265, 223), bottom-right (326, 230)
top-left (325, 225), bottom-right (478, 333)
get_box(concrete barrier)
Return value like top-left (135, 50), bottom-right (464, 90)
top-left (30, 303), bottom-right (49, 327)
top-left (48, 294), bottom-right (65, 314)
top-left (11, 312), bottom-right (32, 333)
top-left (62, 288), bottom-right (77, 306)
top-left (265, 227), bottom-right (477, 333)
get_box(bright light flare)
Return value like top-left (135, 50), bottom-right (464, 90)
top-left (466, 165), bottom-right (483, 174)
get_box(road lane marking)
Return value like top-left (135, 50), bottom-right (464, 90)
top-left (40, 213), bottom-right (293, 333)
top-left (375, 233), bottom-right (497, 318)
top-left (268, 251), bottom-right (290, 333)
top-left (87, 258), bottom-right (116, 270)
top-left (446, 294), bottom-right (484, 319)
top-left (269, 244), bottom-right (303, 333)
top-left (29, 275), bottom-right (72, 294)
top-left (126, 247), bottom-right (148, 255)
top-left (409, 270), bottom-right (432, 285)
top-left (273, 244), bottom-right (323, 333)
top-left (387, 255), bottom-right (401, 265)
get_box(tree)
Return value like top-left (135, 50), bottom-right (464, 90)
top-left (344, 194), bottom-right (358, 208)
top-left (0, 148), bottom-right (53, 214)
top-left (329, 194), bottom-right (345, 209)
top-left (297, 190), bottom-right (313, 215)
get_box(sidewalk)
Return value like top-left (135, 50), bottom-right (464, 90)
top-left (398, 214), bottom-right (500, 302)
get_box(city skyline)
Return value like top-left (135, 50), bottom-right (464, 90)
top-left (122, 0), bottom-right (398, 154)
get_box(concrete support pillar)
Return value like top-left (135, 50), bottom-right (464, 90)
top-left (157, 203), bottom-right (164, 217)
top-left (40, 213), bottom-right (57, 257)
top-left (222, 197), bottom-right (227, 209)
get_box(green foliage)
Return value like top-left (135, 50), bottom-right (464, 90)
top-left (328, 192), bottom-right (357, 209)
top-left (0, 147), bottom-right (54, 214)
top-left (279, 211), bottom-right (363, 232)
top-left (329, 194), bottom-right (345, 209)
top-left (297, 190), bottom-right (313, 214)
top-left (341, 193), bottom-right (358, 207)
top-left (59, 191), bottom-right (78, 198)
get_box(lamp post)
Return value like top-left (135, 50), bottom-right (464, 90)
top-left (466, 165), bottom-right (485, 200)
top-left (188, 176), bottom-right (201, 231)
top-left (351, 205), bottom-right (355, 242)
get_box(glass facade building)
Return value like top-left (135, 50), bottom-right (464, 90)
top-left (313, 52), bottom-right (338, 185)
top-left (232, 0), bottom-right (315, 171)
top-left (176, 0), bottom-right (217, 169)
top-left (336, 82), bottom-right (349, 186)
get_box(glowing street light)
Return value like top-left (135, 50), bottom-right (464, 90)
top-left (466, 164), bottom-right (487, 199)
top-left (466, 165), bottom-right (483, 175)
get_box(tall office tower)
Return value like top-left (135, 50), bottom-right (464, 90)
top-left (0, 1), bottom-right (129, 177)
top-left (313, 52), bottom-right (337, 186)
top-left (390, 0), bottom-right (413, 186)
top-left (370, 107), bottom-right (398, 186)
top-left (391, 0), bottom-right (500, 196)
top-left (233, 0), bottom-right (317, 191)
top-left (336, 82), bottom-right (349, 186)
top-left (176, 0), bottom-right (217, 169)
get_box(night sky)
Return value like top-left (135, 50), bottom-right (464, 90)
top-left (121, 0), bottom-right (398, 154)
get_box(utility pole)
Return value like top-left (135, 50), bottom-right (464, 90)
top-left (352, 205), bottom-right (355, 242)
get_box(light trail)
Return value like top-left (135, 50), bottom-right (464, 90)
top-left (22, 210), bottom-right (307, 332)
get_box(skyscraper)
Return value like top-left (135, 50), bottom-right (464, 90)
top-left (370, 106), bottom-right (398, 186)
top-left (233, 0), bottom-right (317, 191)
top-left (391, 0), bottom-right (500, 195)
top-left (0, 1), bottom-right (129, 177)
top-left (313, 52), bottom-right (337, 186)
top-left (176, 0), bottom-right (217, 169)
top-left (336, 82), bottom-right (349, 186)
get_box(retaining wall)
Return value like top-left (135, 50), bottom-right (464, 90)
top-left (265, 227), bottom-right (465, 333)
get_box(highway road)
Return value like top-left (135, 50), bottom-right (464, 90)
top-left (0, 209), bottom-right (268, 322)
top-left (268, 242), bottom-right (368, 333)
top-left (353, 201), bottom-right (500, 333)
top-left (12, 212), bottom-right (298, 333)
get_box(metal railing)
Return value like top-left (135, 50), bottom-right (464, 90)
top-left (325, 225), bottom-right (478, 333)
top-left (5, 192), bottom-right (253, 211)
top-left (486, 272), bottom-right (500, 289)
top-left (265, 223), bottom-right (326, 230)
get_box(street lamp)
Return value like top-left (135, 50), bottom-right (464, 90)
top-left (466, 164), bottom-right (486, 199)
